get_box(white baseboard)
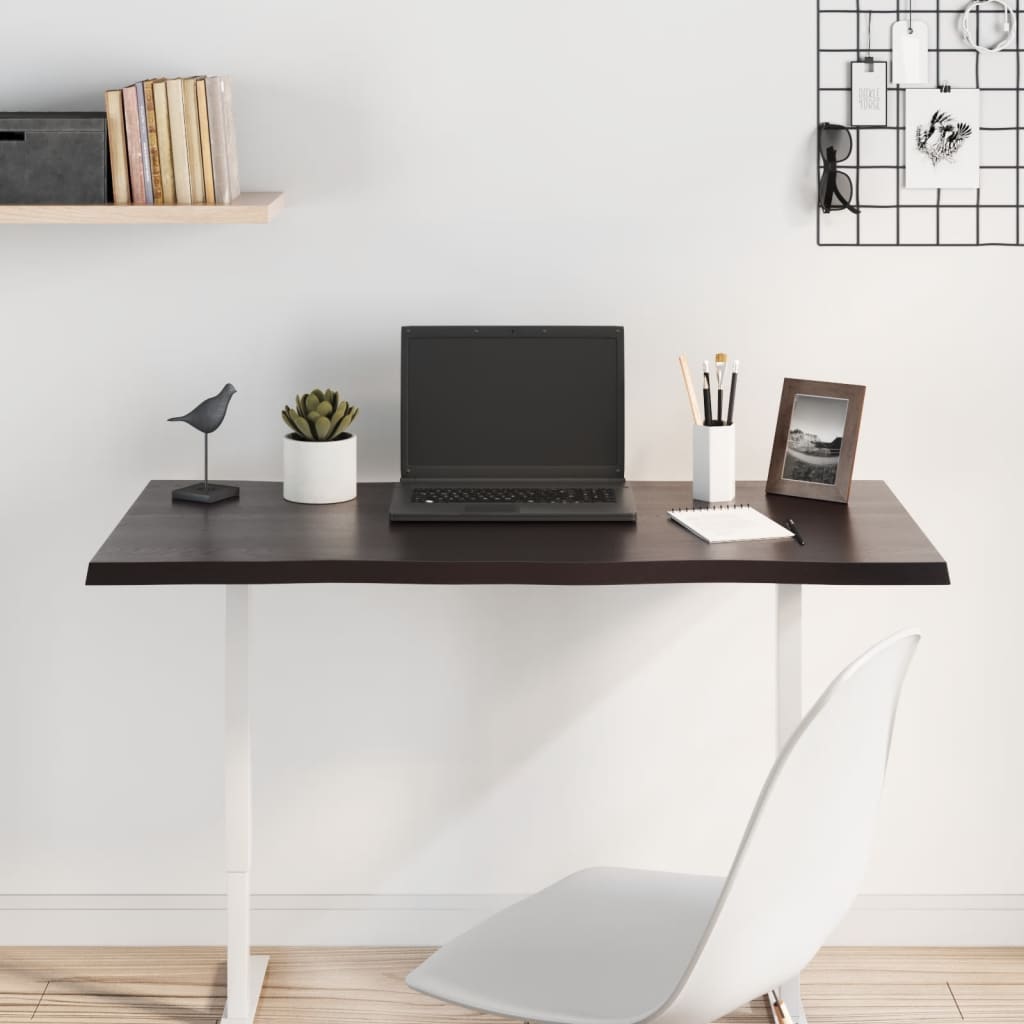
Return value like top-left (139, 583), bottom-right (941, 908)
top-left (0, 893), bottom-right (1021, 947)
top-left (0, 894), bottom-right (510, 947)
top-left (829, 894), bottom-right (1024, 945)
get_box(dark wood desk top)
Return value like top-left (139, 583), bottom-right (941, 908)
top-left (86, 481), bottom-right (949, 587)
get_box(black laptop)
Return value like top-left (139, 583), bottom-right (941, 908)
top-left (389, 326), bottom-right (636, 522)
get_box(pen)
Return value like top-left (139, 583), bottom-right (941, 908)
top-left (785, 517), bottom-right (805, 546)
top-left (726, 359), bottom-right (739, 426)
top-left (702, 360), bottom-right (713, 425)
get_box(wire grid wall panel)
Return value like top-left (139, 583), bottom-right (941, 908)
top-left (817, 1), bottom-right (1024, 245)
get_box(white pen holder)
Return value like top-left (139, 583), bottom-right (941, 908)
top-left (693, 424), bottom-right (736, 503)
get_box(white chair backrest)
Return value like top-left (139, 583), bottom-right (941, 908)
top-left (662, 630), bottom-right (920, 1024)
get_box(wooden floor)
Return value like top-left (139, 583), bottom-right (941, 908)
top-left (0, 947), bottom-right (1022, 1023)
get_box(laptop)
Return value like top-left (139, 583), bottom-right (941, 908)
top-left (389, 326), bottom-right (636, 522)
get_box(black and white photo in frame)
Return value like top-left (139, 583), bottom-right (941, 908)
top-left (767, 379), bottom-right (865, 504)
top-left (905, 88), bottom-right (980, 189)
top-left (782, 394), bottom-right (847, 486)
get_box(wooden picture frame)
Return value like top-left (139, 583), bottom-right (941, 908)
top-left (766, 379), bottom-right (865, 504)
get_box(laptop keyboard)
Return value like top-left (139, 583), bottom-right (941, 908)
top-left (411, 487), bottom-right (617, 505)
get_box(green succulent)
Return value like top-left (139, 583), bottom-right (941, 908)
top-left (282, 388), bottom-right (359, 441)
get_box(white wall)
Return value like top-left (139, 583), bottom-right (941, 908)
top-left (1, 0), bottom-right (1021, 942)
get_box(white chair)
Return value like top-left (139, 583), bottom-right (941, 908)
top-left (407, 629), bottom-right (921, 1024)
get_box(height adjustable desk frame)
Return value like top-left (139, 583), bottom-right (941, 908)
top-left (87, 480), bottom-right (949, 1024)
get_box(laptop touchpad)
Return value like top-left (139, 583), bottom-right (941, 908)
top-left (464, 504), bottom-right (520, 513)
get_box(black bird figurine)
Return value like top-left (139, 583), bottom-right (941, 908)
top-left (169, 382), bottom-right (236, 433)
top-left (168, 383), bottom-right (239, 504)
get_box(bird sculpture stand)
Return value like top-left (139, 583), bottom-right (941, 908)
top-left (168, 383), bottom-right (240, 504)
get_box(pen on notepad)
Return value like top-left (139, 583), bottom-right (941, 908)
top-left (785, 518), bottom-right (805, 545)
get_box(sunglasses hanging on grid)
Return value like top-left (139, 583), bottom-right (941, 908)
top-left (818, 123), bottom-right (860, 215)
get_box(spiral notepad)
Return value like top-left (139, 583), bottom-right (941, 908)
top-left (668, 504), bottom-right (794, 544)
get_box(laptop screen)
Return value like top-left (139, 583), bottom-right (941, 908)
top-left (402, 327), bottom-right (624, 479)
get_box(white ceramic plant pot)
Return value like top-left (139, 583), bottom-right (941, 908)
top-left (283, 434), bottom-right (357, 504)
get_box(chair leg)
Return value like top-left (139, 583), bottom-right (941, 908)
top-left (777, 977), bottom-right (807, 1024)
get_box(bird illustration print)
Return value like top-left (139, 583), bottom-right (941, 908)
top-left (915, 110), bottom-right (973, 166)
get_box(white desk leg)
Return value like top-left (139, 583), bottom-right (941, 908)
top-left (776, 583), bottom-right (803, 751)
top-left (776, 583), bottom-right (808, 1024)
top-left (222, 585), bottom-right (269, 1024)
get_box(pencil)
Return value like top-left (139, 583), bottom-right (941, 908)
top-left (678, 355), bottom-right (703, 425)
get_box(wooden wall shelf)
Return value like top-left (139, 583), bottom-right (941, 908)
top-left (0, 191), bottom-right (284, 224)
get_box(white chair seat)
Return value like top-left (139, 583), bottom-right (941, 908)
top-left (407, 867), bottom-right (725, 1024)
top-left (408, 631), bottom-right (922, 1024)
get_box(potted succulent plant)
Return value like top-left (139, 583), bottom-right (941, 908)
top-left (281, 389), bottom-right (360, 503)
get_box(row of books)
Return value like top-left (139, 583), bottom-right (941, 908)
top-left (104, 77), bottom-right (240, 206)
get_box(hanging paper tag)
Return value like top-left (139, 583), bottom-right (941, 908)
top-left (892, 21), bottom-right (930, 85)
top-left (851, 60), bottom-right (888, 126)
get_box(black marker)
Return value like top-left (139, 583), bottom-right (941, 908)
top-left (785, 518), bottom-right (805, 546)
top-left (726, 359), bottom-right (739, 426)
